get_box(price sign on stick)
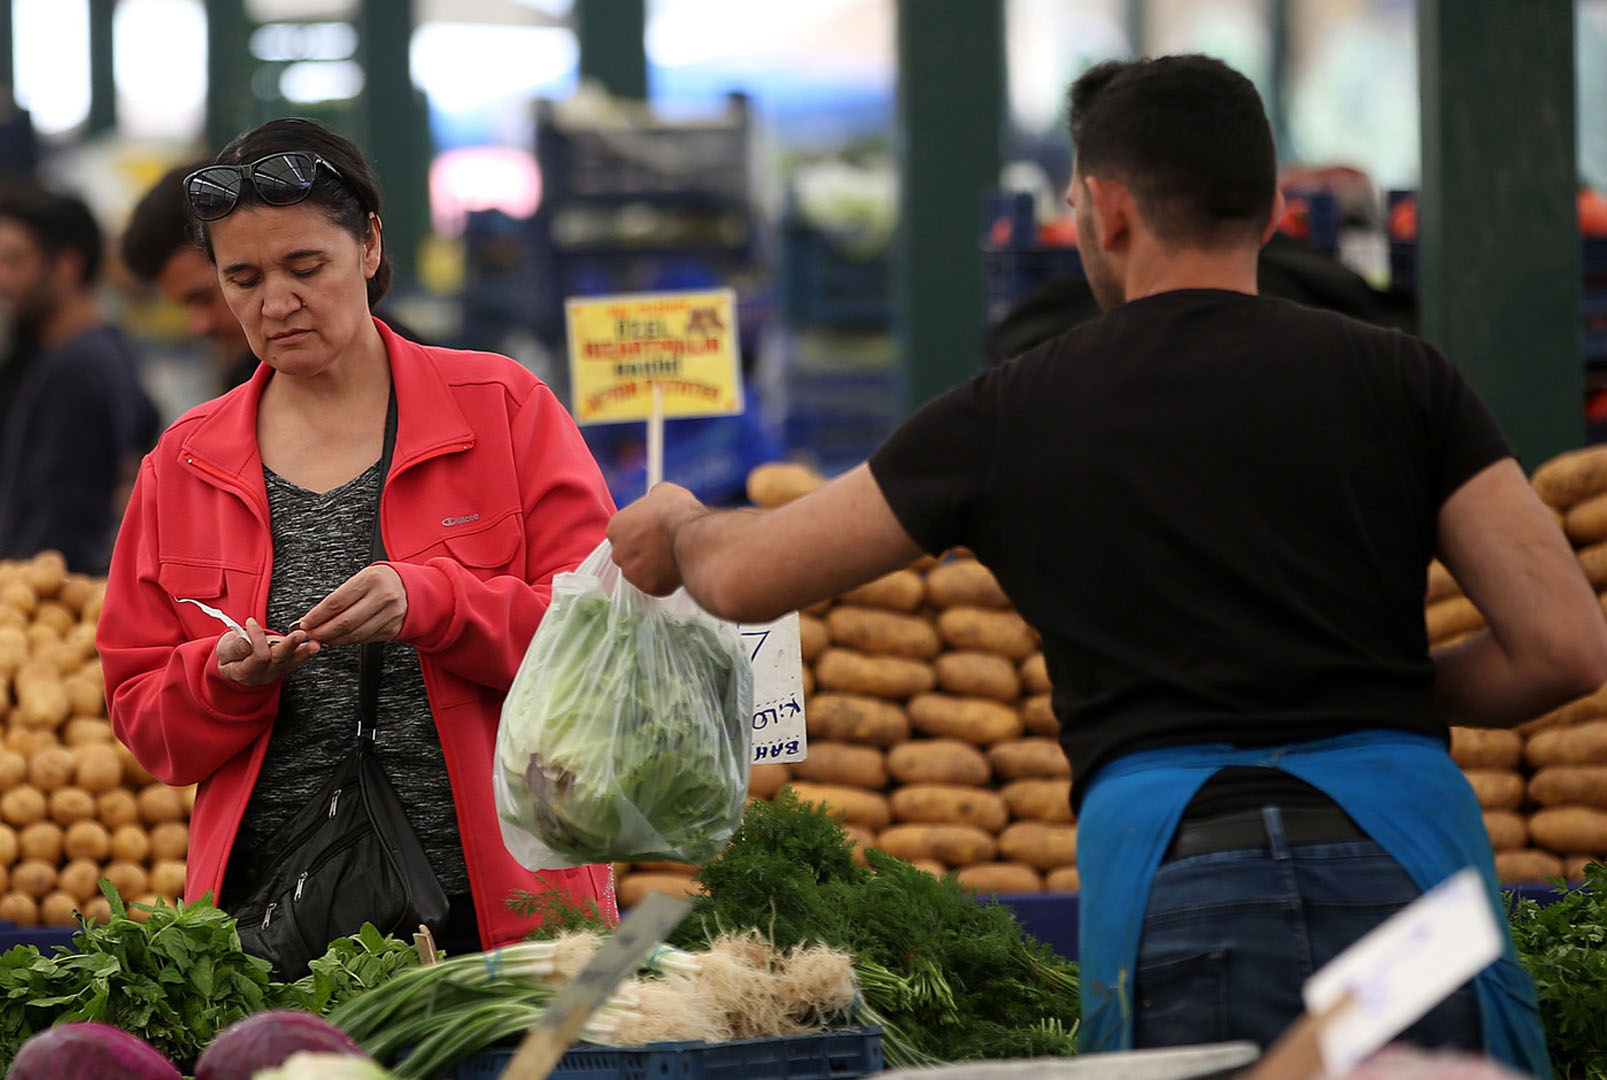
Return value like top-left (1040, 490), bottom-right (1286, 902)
top-left (565, 289), bottom-right (743, 491)
top-left (742, 614), bottom-right (807, 765)
top-left (499, 892), bottom-right (692, 1080)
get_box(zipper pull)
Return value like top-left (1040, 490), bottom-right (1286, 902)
top-left (294, 871), bottom-right (308, 901)
top-left (262, 902), bottom-right (277, 929)
top-left (328, 789), bottom-right (342, 818)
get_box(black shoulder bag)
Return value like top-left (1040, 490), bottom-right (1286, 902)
top-left (235, 391), bottom-right (450, 978)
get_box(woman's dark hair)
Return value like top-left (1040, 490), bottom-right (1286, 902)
top-left (194, 117), bottom-right (392, 306)
top-left (1068, 55), bottom-right (1276, 248)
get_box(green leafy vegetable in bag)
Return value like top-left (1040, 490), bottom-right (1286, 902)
top-left (497, 560), bottom-right (753, 867)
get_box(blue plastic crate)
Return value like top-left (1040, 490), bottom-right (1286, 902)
top-left (784, 368), bottom-right (903, 419)
top-left (535, 96), bottom-right (751, 205)
top-left (780, 223), bottom-right (892, 331)
top-left (983, 244), bottom-right (1083, 324)
top-left (448, 1026), bottom-right (883, 1080)
top-left (1586, 237), bottom-right (1607, 275)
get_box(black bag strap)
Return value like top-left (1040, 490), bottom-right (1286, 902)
top-left (356, 387), bottom-right (399, 741)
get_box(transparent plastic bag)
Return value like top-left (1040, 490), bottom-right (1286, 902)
top-left (496, 540), bottom-right (754, 870)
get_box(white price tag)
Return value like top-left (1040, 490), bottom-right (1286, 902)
top-left (1302, 867), bottom-right (1503, 1074)
top-left (740, 613), bottom-right (807, 765)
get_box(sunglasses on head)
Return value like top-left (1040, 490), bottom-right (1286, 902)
top-left (184, 152), bottom-right (353, 222)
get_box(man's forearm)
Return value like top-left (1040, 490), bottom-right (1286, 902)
top-left (1432, 630), bottom-right (1597, 728)
top-left (668, 505), bottom-right (764, 619)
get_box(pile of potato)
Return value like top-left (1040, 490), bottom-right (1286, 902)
top-left (1431, 445), bottom-right (1607, 883)
top-left (616, 465), bottom-right (1078, 905)
top-left (0, 551), bottom-right (192, 927)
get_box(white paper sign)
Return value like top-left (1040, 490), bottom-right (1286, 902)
top-left (1302, 867), bottom-right (1503, 1074)
top-left (741, 614), bottom-right (808, 765)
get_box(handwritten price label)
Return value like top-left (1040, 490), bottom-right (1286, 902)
top-left (740, 613), bottom-right (807, 765)
top-left (1302, 867), bottom-right (1502, 1074)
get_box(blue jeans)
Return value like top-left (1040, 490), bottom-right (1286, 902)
top-left (1135, 806), bottom-right (1482, 1050)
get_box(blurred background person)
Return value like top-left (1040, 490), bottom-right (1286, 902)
top-left (0, 189), bottom-right (157, 571)
top-left (121, 159), bottom-right (257, 392)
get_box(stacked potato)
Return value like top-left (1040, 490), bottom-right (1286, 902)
top-left (791, 559), bottom-right (1079, 895)
top-left (1430, 445), bottom-right (1607, 882)
top-left (0, 551), bottom-right (193, 927)
top-left (613, 465), bottom-right (1079, 902)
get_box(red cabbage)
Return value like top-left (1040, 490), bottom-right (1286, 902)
top-left (7, 1022), bottom-right (181, 1080)
top-left (194, 1010), bottom-right (365, 1080)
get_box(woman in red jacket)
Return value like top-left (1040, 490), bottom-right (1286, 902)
top-left (97, 117), bottom-right (617, 953)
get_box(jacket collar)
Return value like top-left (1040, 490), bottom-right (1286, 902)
top-left (179, 318), bottom-right (475, 481)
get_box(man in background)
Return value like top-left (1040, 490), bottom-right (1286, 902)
top-left (0, 190), bottom-right (158, 571)
top-left (121, 159), bottom-right (256, 391)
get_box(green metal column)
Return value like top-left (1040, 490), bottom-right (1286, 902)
top-left (205, 0), bottom-right (250, 151)
top-left (895, 0), bottom-right (1005, 408)
top-left (1125, 0), bottom-right (1146, 56)
top-left (359, 0), bottom-right (430, 287)
top-left (1267, 0), bottom-right (1291, 156)
top-left (575, 0), bottom-right (647, 101)
top-left (0, 1), bottom-right (14, 103)
top-left (87, 0), bottom-right (115, 135)
top-left (1418, 1), bottom-right (1581, 467)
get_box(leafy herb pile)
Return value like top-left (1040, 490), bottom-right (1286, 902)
top-left (509, 887), bottom-right (614, 940)
top-left (1509, 861), bottom-right (1607, 1080)
top-left (0, 883), bottom-right (421, 1074)
top-left (499, 590), bottom-right (752, 864)
top-left (0, 885), bottom-right (303, 1072)
top-left (299, 923), bottom-right (421, 1015)
top-left (667, 790), bottom-right (1081, 1066)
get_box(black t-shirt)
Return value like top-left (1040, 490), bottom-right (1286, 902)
top-left (870, 289), bottom-right (1511, 805)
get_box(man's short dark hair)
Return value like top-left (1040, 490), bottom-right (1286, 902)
top-left (1068, 55), bottom-right (1276, 247)
top-left (121, 159), bottom-right (207, 284)
top-left (0, 189), bottom-right (104, 286)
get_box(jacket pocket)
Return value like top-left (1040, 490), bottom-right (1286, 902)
top-left (158, 560), bottom-right (226, 600)
top-left (439, 515), bottom-right (522, 572)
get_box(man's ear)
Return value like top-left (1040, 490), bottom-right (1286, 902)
top-left (52, 249), bottom-right (86, 293)
top-left (1259, 190), bottom-right (1286, 247)
top-left (1083, 174), bottom-right (1131, 253)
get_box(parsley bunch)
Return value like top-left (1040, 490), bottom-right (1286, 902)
top-left (1509, 861), bottom-right (1607, 1080)
top-left (0, 884), bottom-right (303, 1072)
top-left (669, 790), bottom-right (1080, 1066)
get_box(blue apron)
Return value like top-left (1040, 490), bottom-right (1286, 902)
top-left (1075, 730), bottom-right (1550, 1078)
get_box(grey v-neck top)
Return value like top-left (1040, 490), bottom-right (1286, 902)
top-left (227, 461), bottom-right (469, 896)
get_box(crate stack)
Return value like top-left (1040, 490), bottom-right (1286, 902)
top-left (1425, 444), bottom-right (1607, 882)
top-left (0, 551), bottom-right (193, 927)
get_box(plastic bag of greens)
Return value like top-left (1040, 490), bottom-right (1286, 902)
top-left (496, 540), bottom-right (753, 870)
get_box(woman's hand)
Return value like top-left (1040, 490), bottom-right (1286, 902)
top-left (298, 564), bottom-right (408, 646)
top-left (216, 620), bottom-right (320, 685)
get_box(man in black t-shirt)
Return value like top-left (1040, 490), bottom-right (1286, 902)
top-left (607, 57), bottom-right (1603, 1067)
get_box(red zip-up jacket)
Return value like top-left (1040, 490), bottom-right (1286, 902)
top-left (97, 320), bottom-right (618, 946)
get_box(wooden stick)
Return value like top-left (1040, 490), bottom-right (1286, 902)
top-left (646, 382), bottom-right (665, 492)
top-left (413, 924), bottom-right (439, 966)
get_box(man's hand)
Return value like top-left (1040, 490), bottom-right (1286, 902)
top-left (298, 564), bottom-right (409, 646)
top-left (607, 483), bottom-right (707, 595)
top-left (216, 620), bottom-right (319, 686)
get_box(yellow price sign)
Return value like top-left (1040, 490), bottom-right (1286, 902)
top-left (565, 289), bottom-right (743, 424)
